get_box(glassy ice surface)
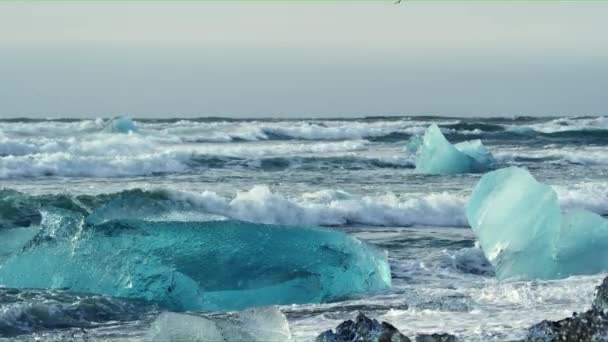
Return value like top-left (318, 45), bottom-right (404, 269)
top-left (467, 167), bottom-right (608, 280)
top-left (556, 208), bottom-right (608, 277)
top-left (0, 210), bottom-right (391, 311)
top-left (147, 306), bottom-right (292, 342)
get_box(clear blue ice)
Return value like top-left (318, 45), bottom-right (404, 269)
top-left (467, 167), bottom-right (608, 279)
top-left (0, 209), bottom-right (391, 311)
top-left (414, 124), bottom-right (496, 174)
top-left (108, 116), bottom-right (138, 133)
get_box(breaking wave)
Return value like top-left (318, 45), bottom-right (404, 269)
top-left (2, 181), bottom-right (607, 230)
top-left (2, 116), bottom-right (608, 179)
top-left (2, 116), bottom-right (608, 143)
top-left (494, 147), bottom-right (608, 166)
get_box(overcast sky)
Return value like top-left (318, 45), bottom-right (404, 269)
top-left (1, 2), bottom-right (607, 118)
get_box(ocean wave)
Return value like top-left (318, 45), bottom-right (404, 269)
top-left (0, 119), bottom-right (105, 137)
top-left (0, 118), bottom-right (428, 142)
top-left (0, 151), bottom-right (192, 178)
top-left (439, 246), bottom-right (495, 277)
top-left (166, 187), bottom-right (469, 227)
top-left (555, 183), bottom-right (608, 214)
top-left (494, 147), bottom-right (608, 166)
top-left (525, 116), bottom-right (608, 133)
top-left (0, 187), bottom-right (468, 228)
top-left (3, 180), bottom-right (606, 230)
top-left (6, 139), bottom-right (608, 179)
top-left (0, 132), bottom-right (420, 177)
top-left (78, 186), bottom-right (470, 227)
top-left (0, 152), bottom-right (415, 179)
top-left (0, 287), bottom-right (157, 336)
top-left (4, 123), bottom-right (606, 179)
top-left (149, 119), bottom-right (429, 142)
top-left (3, 116), bottom-right (608, 144)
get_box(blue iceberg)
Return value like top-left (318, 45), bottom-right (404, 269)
top-left (0, 209), bottom-right (391, 311)
top-left (107, 116), bottom-right (138, 133)
top-left (414, 124), bottom-right (496, 174)
top-left (466, 167), bottom-right (608, 280)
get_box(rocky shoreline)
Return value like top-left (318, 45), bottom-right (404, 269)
top-left (316, 276), bottom-right (608, 342)
top-left (524, 276), bottom-right (608, 341)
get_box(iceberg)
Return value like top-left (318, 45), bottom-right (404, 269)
top-left (413, 124), bottom-right (496, 174)
top-left (107, 116), bottom-right (137, 133)
top-left (0, 209), bottom-right (391, 311)
top-left (466, 166), bottom-right (608, 279)
top-left (147, 306), bottom-right (291, 342)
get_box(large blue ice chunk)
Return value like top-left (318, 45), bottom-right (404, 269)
top-left (0, 210), bottom-right (391, 311)
top-left (466, 167), bottom-right (608, 279)
top-left (414, 124), bottom-right (495, 174)
top-left (107, 116), bottom-right (138, 133)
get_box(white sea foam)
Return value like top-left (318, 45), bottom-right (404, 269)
top-left (147, 119), bottom-right (430, 142)
top-left (0, 139), bottom-right (38, 156)
top-left (0, 151), bottom-right (192, 178)
top-left (524, 116), bottom-right (608, 133)
top-left (0, 119), bottom-right (105, 137)
top-left (495, 146), bottom-right (608, 166)
top-left (554, 182), bottom-right (608, 214)
top-left (160, 180), bottom-right (608, 228)
top-left (0, 130), bottom-right (376, 178)
top-left (376, 275), bottom-right (601, 341)
top-left (166, 186), bottom-right (469, 227)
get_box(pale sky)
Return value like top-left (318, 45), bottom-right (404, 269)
top-left (1, 2), bottom-right (607, 118)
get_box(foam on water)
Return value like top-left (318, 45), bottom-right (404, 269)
top-left (495, 146), bottom-right (608, 166)
top-left (525, 116), bottom-right (608, 133)
top-left (163, 183), bottom-right (608, 227)
top-left (166, 186), bottom-right (469, 227)
top-left (0, 129), bottom-right (390, 178)
top-left (1, 180), bottom-right (607, 231)
top-left (141, 119), bottom-right (430, 142)
top-left (2, 117), bottom-right (608, 179)
top-left (284, 224), bottom-right (604, 341)
top-left (2, 116), bottom-right (608, 341)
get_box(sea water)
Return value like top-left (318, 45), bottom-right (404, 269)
top-left (1, 115), bottom-right (607, 341)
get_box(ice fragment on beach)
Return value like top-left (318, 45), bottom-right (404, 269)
top-left (467, 166), bottom-right (608, 279)
top-left (0, 210), bottom-right (391, 311)
top-left (147, 307), bottom-right (292, 342)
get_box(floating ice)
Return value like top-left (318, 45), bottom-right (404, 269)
top-left (107, 116), bottom-right (137, 133)
top-left (0, 209), bottom-right (391, 311)
top-left (414, 124), bottom-right (495, 174)
top-left (147, 306), bottom-right (291, 342)
top-left (467, 167), bottom-right (608, 279)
